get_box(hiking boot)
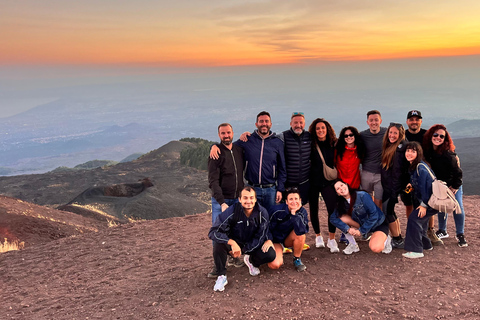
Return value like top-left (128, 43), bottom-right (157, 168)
top-left (293, 257), bottom-right (306, 272)
top-left (402, 251), bottom-right (424, 259)
top-left (213, 275), bottom-right (228, 292)
top-left (244, 255), bottom-right (260, 276)
top-left (339, 233), bottom-right (349, 244)
top-left (382, 235), bottom-right (392, 254)
top-left (391, 237), bottom-right (405, 249)
top-left (456, 234), bottom-right (468, 247)
top-left (436, 229), bottom-right (449, 239)
top-left (207, 266), bottom-right (218, 278)
top-left (343, 243), bottom-right (360, 255)
top-left (315, 235), bottom-right (325, 248)
top-left (427, 228), bottom-right (444, 246)
top-left (326, 239), bottom-right (340, 253)
top-left (227, 256), bottom-right (245, 268)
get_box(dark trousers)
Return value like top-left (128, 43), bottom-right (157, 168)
top-left (404, 207), bottom-right (438, 253)
top-left (213, 242), bottom-right (276, 275)
top-left (309, 184), bottom-right (337, 234)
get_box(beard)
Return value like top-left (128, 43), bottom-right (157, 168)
top-left (222, 138), bottom-right (232, 145)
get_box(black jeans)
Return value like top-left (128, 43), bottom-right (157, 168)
top-left (404, 207), bottom-right (438, 253)
top-left (309, 184), bottom-right (337, 234)
top-left (213, 242), bottom-right (276, 275)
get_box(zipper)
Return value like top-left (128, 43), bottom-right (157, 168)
top-left (259, 139), bottom-right (265, 184)
top-left (230, 149), bottom-right (238, 197)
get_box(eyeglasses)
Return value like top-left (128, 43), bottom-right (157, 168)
top-left (344, 133), bottom-right (355, 138)
top-left (390, 122), bottom-right (403, 129)
top-left (433, 133), bottom-right (445, 139)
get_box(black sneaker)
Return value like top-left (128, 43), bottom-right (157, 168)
top-left (391, 237), bottom-right (405, 249)
top-left (207, 266), bottom-right (218, 278)
top-left (227, 256), bottom-right (245, 268)
top-left (436, 229), bottom-right (449, 239)
top-left (456, 234), bottom-right (468, 248)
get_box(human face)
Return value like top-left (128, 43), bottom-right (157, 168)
top-left (432, 129), bottom-right (446, 148)
top-left (218, 125), bottom-right (233, 145)
top-left (388, 126), bottom-right (400, 144)
top-left (405, 148), bottom-right (417, 163)
top-left (344, 129), bottom-right (355, 147)
top-left (290, 116), bottom-right (305, 135)
top-left (334, 181), bottom-right (350, 198)
top-left (239, 189), bottom-right (257, 212)
top-left (255, 115), bottom-right (272, 136)
top-left (286, 193), bottom-right (301, 213)
top-left (406, 116), bottom-right (422, 133)
top-left (316, 122), bottom-right (327, 141)
top-left (367, 114), bottom-right (382, 134)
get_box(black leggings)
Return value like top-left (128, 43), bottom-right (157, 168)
top-left (213, 242), bottom-right (276, 275)
top-left (309, 184), bottom-right (337, 234)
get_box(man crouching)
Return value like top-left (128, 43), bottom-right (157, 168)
top-left (267, 187), bottom-right (309, 272)
top-left (208, 186), bottom-right (276, 292)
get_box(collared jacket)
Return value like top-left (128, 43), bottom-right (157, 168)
top-left (267, 203), bottom-right (309, 243)
top-left (381, 141), bottom-right (408, 201)
top-left (235, 130), bottom-right (287, 192)
top-left (335, 145), bottom-right (361, 189)
top-left (280, 129), bottom-right (311, 186)
top-left (410, 161), bottom-right (435, 208)
top-left (330, 191), bottom-right (385, 236)
top-left (208, 143), bottom-right (244, 205)
top-left (424, 150), bottom-right (462, 190)
top-left (208, 202), bottom-right (269, 254)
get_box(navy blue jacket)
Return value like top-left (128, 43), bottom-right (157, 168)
top-left (208, 202), bottom-right (269, 254)
top-left (330, 191), bottom-right (385, 236)
top-left (235, 130), bottom-right (286, 191)
top-left (381, 141), bottom-right (408, 201)
top-left (411, 161), bottom-right (435, 208)
top-left (268, 203), bottom-right (309, 243)
top-left (280, 129), bottom-right (311, 186)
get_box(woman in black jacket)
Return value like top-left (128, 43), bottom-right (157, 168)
top-left (423, 124), bottom-right (467, 247)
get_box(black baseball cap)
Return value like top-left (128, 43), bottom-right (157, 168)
top-left (407, 110), bottom-right (422, 119)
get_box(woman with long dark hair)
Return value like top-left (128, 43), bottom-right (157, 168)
top-left (403, 141), bottom-right (439, 258)
top-left (380, 122), bottom-right (407, 248)
top-left (335, 126), bottom-right (365, 189)
top-left (308, 118), bottom-right (339, 252)
top-left (423, 124), bottom-right (467, 247)
top-left (329, 180), bottom-right (392, 255)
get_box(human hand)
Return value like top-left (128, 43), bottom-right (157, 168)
top-left (221, 203), bottom-right (229, 212)
top-left (229, 240), bottom-right (241, 258)
top-left (275, 191), bottom-right (282, 203)
top-left (239, 131), bottom-right (251, 142)
top-left (261, 240), bottom-right (273, 253)
top-left (417, 206), bottom-right (427, 218)
top-left (210, 145), bottom-right (220, 160)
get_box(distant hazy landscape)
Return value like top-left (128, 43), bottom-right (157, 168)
top-left (0, 56), bottom-right (479, 176)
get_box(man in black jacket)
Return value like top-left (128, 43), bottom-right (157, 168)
top-left (207, 123), bottom-right (245, 277)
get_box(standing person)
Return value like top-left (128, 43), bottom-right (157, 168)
top-left (207, 123), bottom-right (245, 278)
top-left (209, 187), bottom-right (276, 292)
top-left (335, 126), bottom-right (365, 189)
top-left (360, 110), bottom-right (387, 208)
top-left (210, 111), bottom-right (286, 212)
top-left (423, 125), bottom-right (467, 247)
top-left (267, 188), bottom-right (309, 272)
top-left (381, 123), bottom-right (407, 248)
top-left (402, 142), bottom-right (439, 259)
top-left (308, 118), bottom-right (339, 252)
top-left (330, 180), bottom-right (392, 255)
top-left (280, 112), bottom-right (311, 204)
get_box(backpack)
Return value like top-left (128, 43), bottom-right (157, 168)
top-left (417, 163), bottom-right (461, 214)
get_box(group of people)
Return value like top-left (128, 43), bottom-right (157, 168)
top-left (207, 109), bottom-right (467, 292)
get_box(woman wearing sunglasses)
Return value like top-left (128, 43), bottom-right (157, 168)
top-left (380, 123), bottom-right (408, 249)
top-left (335, 126), bottom-right (365, 190)
top-left (423, 125), bottom-right (467, 247)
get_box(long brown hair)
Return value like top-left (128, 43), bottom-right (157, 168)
top-left (308, 118), bottom-right (337, 148)
top-left (405, 141), bottom-right (424, 171)
top-left (334, 179), bottom-right (357, 217)
top-left (423, 124), bottom-right (455, 154)
top-left (381, 123), bottom-right (405, 170)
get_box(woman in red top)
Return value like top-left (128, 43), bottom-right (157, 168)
top-left (335, 126), bottom-right (365, 189)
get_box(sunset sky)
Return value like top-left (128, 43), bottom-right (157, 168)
top-left (3, 0), bottom-right (480, 67)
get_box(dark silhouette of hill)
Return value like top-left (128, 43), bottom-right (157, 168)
top-left (0, 141), bottom-right (210, 220)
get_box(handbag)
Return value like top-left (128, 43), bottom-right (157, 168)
top-left (417, 163), bottom-right (461, 214)
top-left (316, 144), bottom-right (337, 181)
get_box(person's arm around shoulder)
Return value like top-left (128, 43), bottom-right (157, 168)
top-left (275, 138), bottom-right (287, 202)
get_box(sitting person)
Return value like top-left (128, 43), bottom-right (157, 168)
top-left (330, 180), bottom-right (392, 255)
top-left (267, 187), bottom-right (309, 272)
top-left (208, 187), bottom-right (276, 292)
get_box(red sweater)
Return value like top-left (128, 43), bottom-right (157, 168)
top-left (335, 146), bottom-right (361, 189)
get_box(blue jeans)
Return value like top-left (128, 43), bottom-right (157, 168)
top-left (252, 186), bottom-right (276, 213)
top-left (211, 197), bottom-right (238, 247)
top-left (437, 185), bottom-right (465, 235)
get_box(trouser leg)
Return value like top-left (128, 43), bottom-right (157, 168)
top-left (248, 246), bottom-right (276, 268)
top-left (213, 242), bottom-right (230, 276)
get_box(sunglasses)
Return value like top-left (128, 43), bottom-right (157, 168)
top-left (344, 133), bottom-right (355, 138)
top-left (389, 122), bottom-right (403, 129)
top-left (433, 133), bottom-right (445, 139)
top-left (285, 187), bottom-right (299, 193)
top-left (292, 112), bottom-right (304, 116)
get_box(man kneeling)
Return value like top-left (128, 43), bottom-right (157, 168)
top-left (208, 187), bottom-right (276, 292)
top-left (268, 187), bottom-right (309, 272)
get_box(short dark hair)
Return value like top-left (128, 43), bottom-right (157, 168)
top-left (405, 141), bottom-right (424, 170)
top-left (366, 110), bottom-right (381, 118)
top-left (240, 186), bottom-right (257, 198)
top-left (256, 111), bottom-right (271, 122)
top-left (285, 187), bottom-right (301, 201)
top-left (217, 123), bottom-right (233, 132)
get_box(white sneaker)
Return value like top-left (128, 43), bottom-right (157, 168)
top-left (382, 235), bottom-right (393, 254)
top-left (244, 255), bottom-right (260, 276)
top-left (213, 275), bottom-right (228, 292)
top-left (343, 243), bottom-right (360, 255)
top-left (315, 235), bottom-right (325, 248)
top-left (326, 239), bottom-right (340, 253)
